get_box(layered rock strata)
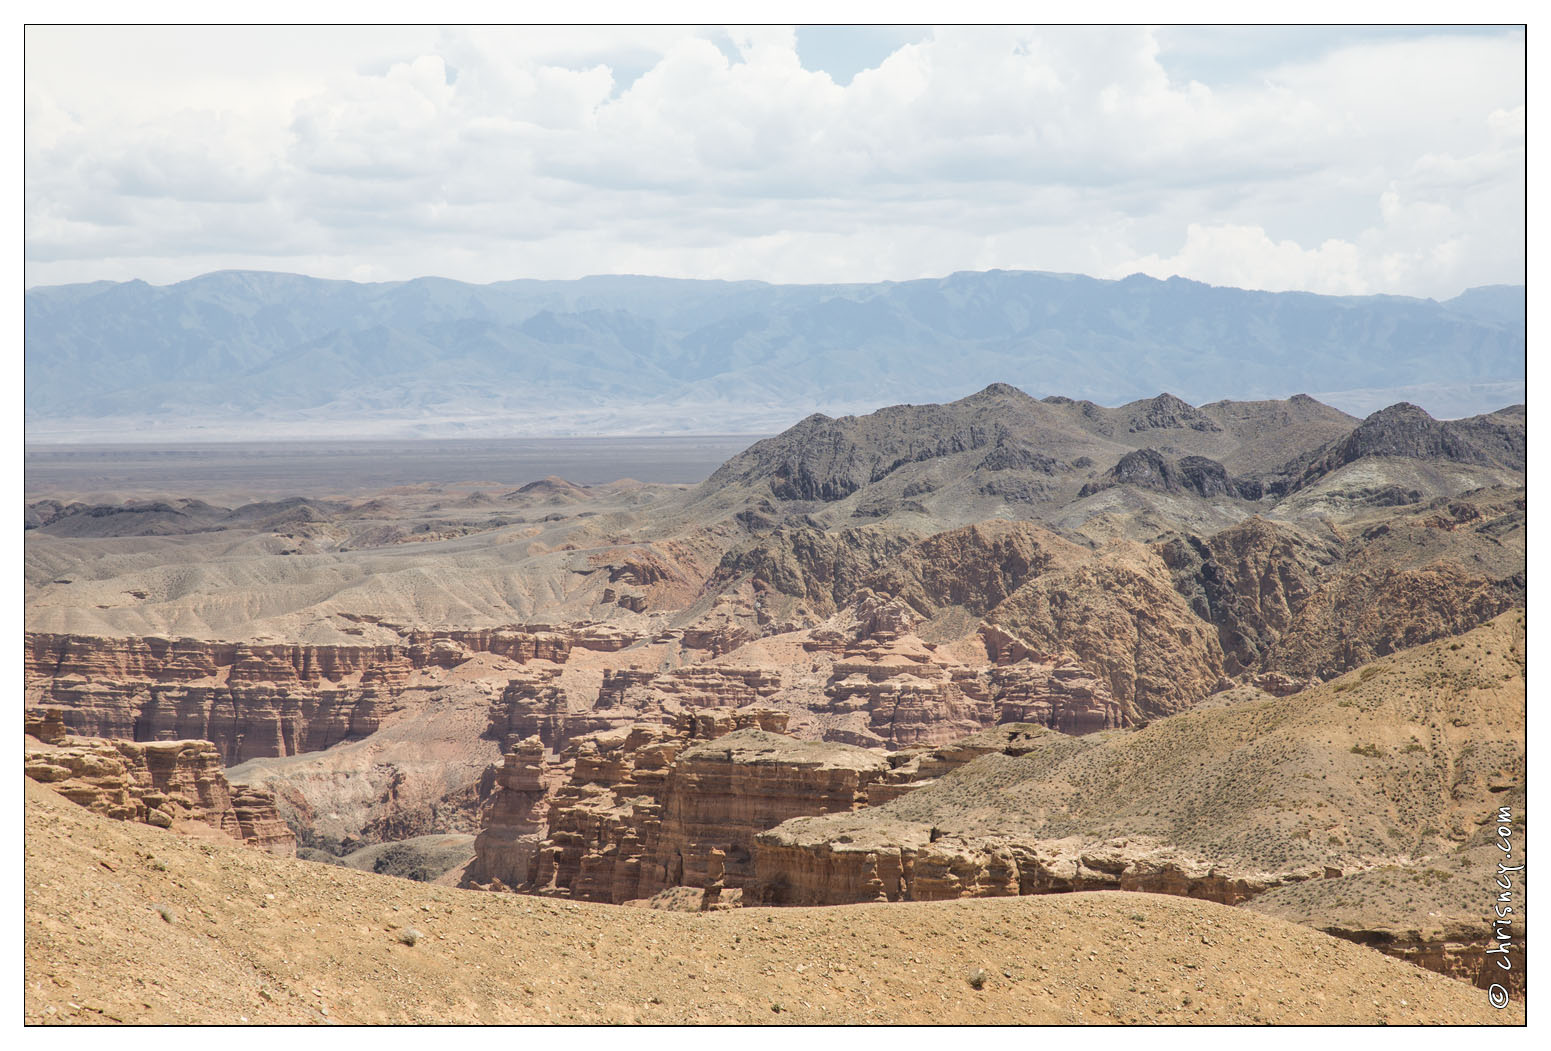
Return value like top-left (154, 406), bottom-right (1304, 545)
top-left (818, 628), bottom-right (1123, 748)
top-left (522, 712), bottom-right (803, 902)
top-left (641, 730), bottom-right (892, 893)
top-left (472, 716), bottom-right (1068, 903)
top-left (25, 627), bottom-right (573, 763)
top-left (26, 627), bottom-right (571, 682)
top-left (464, 737), bottom-right (563, 887)
top-left (24, 709), bottom-right (294, 855)
top-left (745, 832), bottom-right (1282, 907)
top-left (472, 709), bottom-right (910, 903)
top-left (488, 664), bottom-right (789, 755)
top-left (819, 633), bottom-right (992, 747)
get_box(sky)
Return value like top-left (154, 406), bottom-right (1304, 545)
top-left (23, 24), bottom-right (1526, 299)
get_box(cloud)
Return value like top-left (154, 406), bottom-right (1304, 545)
top-left (23, 26), bottom-right (1525, 298)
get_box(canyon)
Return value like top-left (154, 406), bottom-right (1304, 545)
top-left (23, 384), bottom-right (1527, 1008)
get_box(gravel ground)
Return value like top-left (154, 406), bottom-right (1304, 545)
top-left (24, 779), bottom-right (1519, 1026)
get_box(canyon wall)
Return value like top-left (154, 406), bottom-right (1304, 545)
top-left (24, 707), bottom-right (294, 854)
top-left (472, 717), bottom-right (1064, 904)
top-left (472, 709), bottom-right (904, 903)
top-left (25, 627), bottom-right (576, 763)
top-left (486, 663), bottom-right (785, 755)
top-left (464, 737), bottom-right (561, 888)
top-left (814, 626), bottom-right (1124, 748)
top-left (1321, 927), bottom-right (1526, 999)
top-left (30, 617), bottom-right (1134, 769)
top-left (745, 832), bottom-right (1286, 907)
top-left (637, 730), bottom-right (892, 894)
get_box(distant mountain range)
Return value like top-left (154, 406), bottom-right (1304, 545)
top-left (24, 269), bottom-right (1524, 441)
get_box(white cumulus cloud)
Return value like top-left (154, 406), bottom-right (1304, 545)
top-left (23, 25), bottom-right (1525, 298)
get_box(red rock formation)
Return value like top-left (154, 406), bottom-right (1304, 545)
top-left (32, 678), bottom-right (388, 764)
top-left (488, 667), bottom-right (575, 751)
top-left (473, 709), bottom-right (901, 904)
top-left (465, 737), bottom-right (562, 887)
top-left (820, 634), bottom-right (993, 748)
top-left (229, 786), bottom-right (299, 854)
top-left (636, 730), bottom-right (891, 895)
top-left (746, 832), bottom-right (1285, 908)
top-left (521, 722), bottom-right (694, 901)
top-left (679, 626), bottom-right (753, 656)
top-left (489, 663), bottom-right (796, 758)
top-left (819, 628), bottom-right (1122, 747)
top-left (25, 627), bottom-right (574, 762)
top-left (24, 707), bottom-right (68, 745)
top-left (569, 624), bottom-right (641, 652)
top-left (986, 656), bottom-right (1122, 734)
top-left (599, 665), bottom-right (783, 711)
top-left (488, 667), bottom-right (686, 753)
top-left (24, 710), bottom-right (294, 855)
top-left (27, 627), bottom-right (573, 685)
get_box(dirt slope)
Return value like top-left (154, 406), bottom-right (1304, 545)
top-left (754, 611), bottom-right (1525, 902)
top-left (24, 779), bottom-right (1517, 1025)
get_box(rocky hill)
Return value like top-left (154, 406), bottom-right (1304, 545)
top-left (691, 383), bottom-right (1367, 525)
top-left (692, 384), bottom-right (1522, 533)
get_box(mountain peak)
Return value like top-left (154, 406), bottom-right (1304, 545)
top-left (966, 382), bottom-right (1031, 401)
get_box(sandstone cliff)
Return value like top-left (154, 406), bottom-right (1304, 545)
top-left (470, 710), bottom-right (907, 904)
top-left (25, 626), bottom-right (572, 762)
top-left (641, 730), bottom-right (892, 893)
top-left (815, 627), bottom-right (1122, 747)
top-left (24, 709), bottom-right (294, 855)
top-left (464, 737), bottom-right (560, 887)
top-left (472, 713), bottom-right (1082, 906)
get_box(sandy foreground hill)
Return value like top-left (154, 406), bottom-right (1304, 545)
top-left (23, 779), bottom-right (1518, 1026)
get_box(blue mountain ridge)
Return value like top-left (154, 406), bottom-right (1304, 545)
top-left (24, 269), bottom-right (1524, 436)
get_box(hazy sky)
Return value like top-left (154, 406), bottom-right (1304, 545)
top-left (24, 24), bottom-right (1525, 298)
